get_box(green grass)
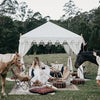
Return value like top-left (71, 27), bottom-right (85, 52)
top-left (0, 53), bottom-right (100, 100)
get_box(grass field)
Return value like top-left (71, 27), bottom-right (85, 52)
top-left (0, 53), bottom-right (100, 100)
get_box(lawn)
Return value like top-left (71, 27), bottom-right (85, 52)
top-left (0, 53), bottom-right (100, 100)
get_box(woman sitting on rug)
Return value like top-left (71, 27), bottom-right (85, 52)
top-left (30, 57), bottom-right (53, 85)
top-left (93, 52), bottom-right (100, 86)
top-left (61, 66), bottom-right (72, 85)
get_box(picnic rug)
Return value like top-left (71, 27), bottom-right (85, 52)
top-left (8, 84), bottom-right (79, 95)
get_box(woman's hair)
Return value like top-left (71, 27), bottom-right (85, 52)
top-left (32, 57), bottom-right (41, 69)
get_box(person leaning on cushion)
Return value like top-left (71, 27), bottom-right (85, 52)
top-left (93, 52), bottom-right (100, 86)
top-left (31, 57), bottom-right (54, 85)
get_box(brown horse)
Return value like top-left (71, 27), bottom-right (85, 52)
top-left (0, 52), bottom-right (23, 96)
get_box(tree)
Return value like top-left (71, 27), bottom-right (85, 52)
top-left (33, 12), bottom-right (42, 20)
top-left (44, 16), bottom-right (51, 21)
top-left (79, 22), bottom-right (91, 42)
top-left (93, 8), bottom-right (100, 27)
top-left (62, 0), bottom-right (81, 19)
top-left (24, 12), bottom-right (46, 32)
top-left (27, 9), bottom-right (34, 19)
top-left (89, 28), bottom-right (100, 50)
top-left (88, 7), bottom-right (100, 50)
top-left (0, 16), bottom-right (19, 53)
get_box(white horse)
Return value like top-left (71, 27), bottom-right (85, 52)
top-left (0, 52), bottom-right (23, 96)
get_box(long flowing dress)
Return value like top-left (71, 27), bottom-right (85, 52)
top-left (31, 64), bottom-right (51, 85)
top-left (77, 65), bottom-right (84, 79)
top-left (96, 56), bottom-right (100, 80)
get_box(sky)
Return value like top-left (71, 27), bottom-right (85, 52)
top-left (0, 0), bottom-right (99, 19)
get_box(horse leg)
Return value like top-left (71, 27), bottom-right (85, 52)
top-left (1, 74), bottom-right (7, 96)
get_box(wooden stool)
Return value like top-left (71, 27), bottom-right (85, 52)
top-left (71, 78), bottom-right (85, 85)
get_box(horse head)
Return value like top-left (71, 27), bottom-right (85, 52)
top-left (13, 52), bottom-right (23, 70)
top-left (75, 43), bottom-right (99, 68)
top-left (74, 43), bottom-right (88, 68)
top-left (74, 52), bottom-right (87, 68)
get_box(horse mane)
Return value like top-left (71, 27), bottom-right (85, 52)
top-left (80, 51), bottom-right (100, 56)
top-left (75, 42), bottom-right (100, 67)
top-left (0, 54), bottom-right (15, 63)
top-left (96, 51), bottom-right (100, 56)
top-left (79, 51), bottom-right (100, 65)
top-left (79, 42), bottom-right (100, 56)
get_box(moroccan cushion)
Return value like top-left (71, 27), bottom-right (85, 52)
top-left (53, 81), bottom-right (66, 88)
top-left (51, 63), bottom-right (63, 71)
top-left (29, 86), bottom-right (55, 95)
top-left (71, 78), bottom-right (85, 84)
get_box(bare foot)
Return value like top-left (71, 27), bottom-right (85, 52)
top-left (1, 92), bottom-right (7, 97)
top-left (3, 93), bottom-right (7, 97)
top-left (50, 77), bottom-right (55, 80)
top-left (96, 80), bottom-right (100, 87)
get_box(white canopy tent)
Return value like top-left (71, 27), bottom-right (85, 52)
top-left (18, 22), bottom-right (82, 70)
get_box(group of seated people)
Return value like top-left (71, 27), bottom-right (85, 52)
top-left (29, 57), bottom-right (72, 86)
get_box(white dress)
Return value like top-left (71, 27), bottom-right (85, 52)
top-left (96, 56), bottom-right (100, 80)
top-left (31, 65), bottom-right (51, 85)
top-left (77, 65), bottom-right (84, 79)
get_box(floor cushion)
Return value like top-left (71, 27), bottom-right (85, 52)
top-left (29, 86), bottom-right (55, 95)
top-left (53, 81), bottom-right (66, 88)
top-left (71, 78), bottom-right (85, 84)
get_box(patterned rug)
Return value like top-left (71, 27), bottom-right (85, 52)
top-left (9, 84), bottom-right (79, 95)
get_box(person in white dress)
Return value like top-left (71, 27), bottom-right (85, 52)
top-left (93, 52), bottom-right (100, 86)
top-left (31, 57), bottom-right (53, 85)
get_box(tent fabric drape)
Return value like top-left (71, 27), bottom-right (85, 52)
top-left (19, 38), bottom-right (33, 57)
top-left (63, 44), bottom-right (71, 55)
top-left (67, 56), bottom-right (73, 73)
top-left (63, 45), bottom-right (73, 73)
top-left (66, 39), bottom-right (82, 55)
top-left (19, 38), bottom-right (33, 70)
